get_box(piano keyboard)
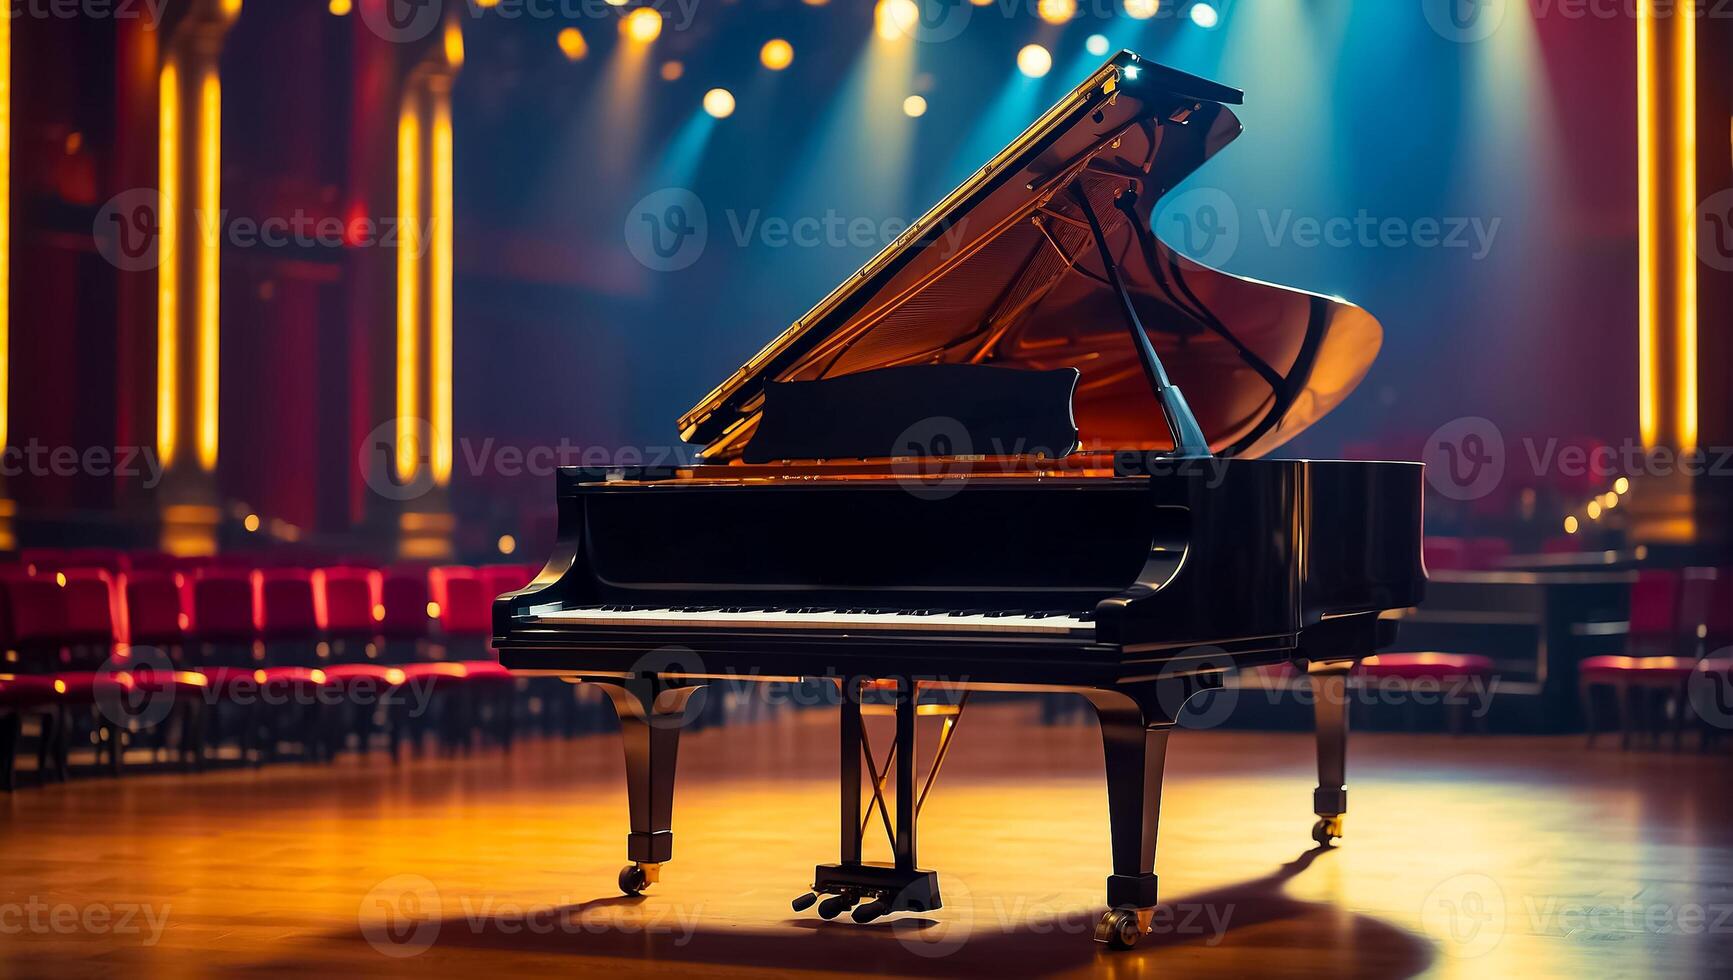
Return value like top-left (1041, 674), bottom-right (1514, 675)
top-left (534, 604), bottom-right (1096, 636)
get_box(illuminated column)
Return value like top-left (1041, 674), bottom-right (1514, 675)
top-left (157, 0), bottom-right (239, 556)
top-left (391, 20), bottom-right (461, 560)
top-left (0, 8), bottom-right (12, 551)
top-left (1627, 2), bottom-right (1731, 549)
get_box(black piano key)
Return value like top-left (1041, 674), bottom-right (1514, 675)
top-left (946, 609), bottom-right (986, 617)
top-left (983, 609), bottom-right (1027, 618)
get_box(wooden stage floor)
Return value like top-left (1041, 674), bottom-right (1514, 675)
top-left (2, 702), bottom-right (1730, 978)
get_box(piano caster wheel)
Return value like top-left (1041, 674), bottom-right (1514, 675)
top-left (816, 894), bottom-right (856, 920)
top-left (618, 863), bottom-right (650, 896)
top-left (1312, 816), bottom-right (1344, 846)
top-left (1094, 908), bottom-right (1145, 950)
top-left (791, 892), bottom-right (819, 913)
top-left (851, 898), bottom-right (892, 924)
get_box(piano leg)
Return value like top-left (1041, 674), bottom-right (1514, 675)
top-left (1083, 690), bottom-right (1173, 950)
top-left (592, 680), bottom-right (706, 896)
top-left (1308, 664), bottom-right (1351, 846)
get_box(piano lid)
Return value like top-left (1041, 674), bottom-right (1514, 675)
top-left (678, 52), bottom-right (1382, 462)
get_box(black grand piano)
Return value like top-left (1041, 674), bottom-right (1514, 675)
top-left (494, 52), bottom-right (1425, 950)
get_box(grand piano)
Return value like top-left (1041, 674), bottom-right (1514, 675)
top-left (494, 51), bottom-right (1425, 950)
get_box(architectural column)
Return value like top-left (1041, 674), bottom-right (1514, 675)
top-left (157, 0), bottom-right (240, 555)
top-left (1626, 1), bottom-right (1732, 553)
top-left (385, 18), bottom-right (462, 560)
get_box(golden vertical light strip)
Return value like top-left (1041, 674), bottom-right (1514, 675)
top-left (430, 90), bottom-right (453, 485)
top-left (1674, 7), bottom-right (1697, 450)
top-left (196, 68), bottom-right (220, 471)
top-left (158, 61), bottom-right (181, 469)
top-left (0, 11), bottom-right (9, 452)
top-left (396, 99), bottom-right (422, 482)
top-left (1636, 0), bottom-right (1657, 447)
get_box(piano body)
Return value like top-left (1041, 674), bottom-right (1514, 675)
top-left (495, 52), bottom-right (1425, 949)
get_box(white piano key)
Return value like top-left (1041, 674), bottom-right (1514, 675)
top-left (532, 606), bottom-right (1094, 637)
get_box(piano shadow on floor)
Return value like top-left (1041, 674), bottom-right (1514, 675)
top-left (298, 846), bottom-right (1435, 979)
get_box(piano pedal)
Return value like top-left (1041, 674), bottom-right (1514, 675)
top-left (814, 893), bottom-right (857, 920)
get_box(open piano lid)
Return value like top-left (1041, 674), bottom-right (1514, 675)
top-left (678, 52), bottom-right (1382, 462)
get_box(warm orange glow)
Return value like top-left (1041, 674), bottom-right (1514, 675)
top-left (875, 0), bottom-right (918, 40)
top-left (0, 10), bottom-right (8, 451)
top-left (760, 39), bottom-right (793, 71)
top-left (1564, 515), bottom-right (1580, 534)
top-left (372, 603), bottom-right (385, 622)
top-left (430, 91), bottom-right (453, 486)
top-left (328, 0), bottom-right (351, 14)
top-left (396, 100), bottom-right (421, 483)
top-left (196, 69), bottom-right (221, 471)
top-left (1636, 0), bottom-right (1657, 447)
top-left (1674, 6), bottom-right (1696, 449)
top-left (443, 19), bottom-right (465, 69)
top-left (659, 60), bottom-right (683, 81)
top-left (1037, 0), bottom-right (1075, 24)
top-left (621, 8), bottom-right (662, 44)
top-left (158, 61), bottom-right (180, 469)
top-left (497, 534), bottom-right (516, 555)
top-left (557, 27), bottom-right (588, 61)
top-left (243, 513), bottom-right (260, 532)
top-left (426, 601), bottom-right (441, 619)
top-left (1122, 0), bottom-right (1157, 17)
top-left (221, 0), bottom-right (242, 16)
top-left (1614, 476), bottom-right (1630, 494)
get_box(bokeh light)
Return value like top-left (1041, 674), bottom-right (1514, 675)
top-left (1017, 44), bottom-right (1052, 79)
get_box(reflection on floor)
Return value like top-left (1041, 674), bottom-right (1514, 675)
top-left (3, 702), bottom-right (1730, 978)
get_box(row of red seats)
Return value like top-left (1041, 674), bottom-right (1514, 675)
top-left (0, 561), bottom-right (542, 787)
top-left (0, 562), bottom-right (538, 650)
top-left (1580, 567), bottom-right (1733, 750)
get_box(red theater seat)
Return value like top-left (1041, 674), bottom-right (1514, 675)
top-left (1359, 653), bottom-right (1497, 733)
top-left (1423, 537), bottom-right (1469, 572)
top-left (379, 566), bottom-right (433, 640)
top-left (1579, 570), bottom-right (1694, 750)
top-left (125, 572), bottom-right (188, 647)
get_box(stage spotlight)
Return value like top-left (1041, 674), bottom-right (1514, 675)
top-left (761, 38), bottom-right (794, 71)
top-left (1038, 0), bottom-right (1075, 24)
top-left (327, 0), bottom-right (350, 15)
top-left (557, 27), bottom-right (588, 61)
top-left (903, 95), bottom-right (927, 117)
top-left (1123, 0), bottom-right (1157, 19)
top-left (621, 7), bottom-right (662, 43)
top-left (660, 60), bottom-right (684, 81)
top-left (1017, 44), bottom-right (1052, 79)
top-left (1189, 2), bottom-right (1219, 28)
top-left (875, 0), bottom-right (919, 40)
top-left (1086, 33), bottom-right (1110, 56)
top-left (703, 87), bottom-right (736, 118)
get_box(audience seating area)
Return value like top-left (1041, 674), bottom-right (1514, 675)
top-left (0, 550), bottom-right (550, 789)
top-left (1579, 567), bottom-right (1733, 750)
